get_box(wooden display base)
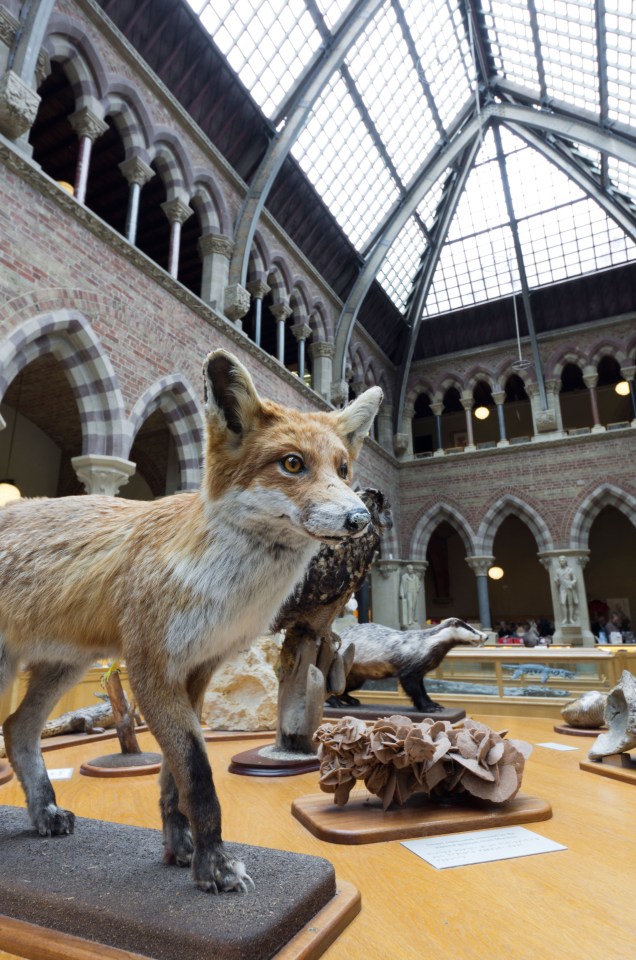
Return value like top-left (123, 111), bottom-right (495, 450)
top-left (553, 723), bottom-right (606, 738)
top-left (0, 760), bottom-right (13, 785)
top-left (79, 751), bottom-right (162, 778)
top-left (0, 806), bottom-right (359, 960)
top-left (292, 791), bottom-right (552, 844)
top-left (579, 753), bottom-right (636, 784)
top-left (229, 744), bottom-right (320, 777)
top-left (323, 704), bottom-right (466, 723)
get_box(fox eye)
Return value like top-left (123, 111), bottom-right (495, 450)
top-left (281, 454), bottom-right (304, 474)
top-left (338, 462), bottom-right (349, 479)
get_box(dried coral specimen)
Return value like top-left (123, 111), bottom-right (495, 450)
top-left (313, 715), bottom-right (531, 810)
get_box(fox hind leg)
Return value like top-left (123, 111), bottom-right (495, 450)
top-left (3, 659), bottom-right (92, 836)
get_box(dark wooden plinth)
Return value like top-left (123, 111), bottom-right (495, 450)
top-left (553, 723), bottom-right (606, 738)
top-left (579, 753), bottom-right (636, 784)
top-left (292, 792), bottom-right (552, 844)
top-left (0, 760), bottom-right (13, 785)
top-left (229, 744), bottom-right (320, 777)
top-left (322, 704), bottom-right (466, 723)
top-left (79, 752), bottom-right (162, 778)
top-left (0, 806), bottom-right (358, 960)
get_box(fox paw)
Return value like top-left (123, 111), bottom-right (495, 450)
top-left (163, 823), bottom-right (194, 867)
top-left (193, 847), bottom-right (254, 894)
top-left (33, 803), bottom-right (75, 837)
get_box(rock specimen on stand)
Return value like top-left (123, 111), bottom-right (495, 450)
top-left (588, 671), bottom-right (636, 761)
top-left (202, 634), bottom-right (280, 731)
top-left (313, 714), bottom-right (532, 809)
top-left (561, 690), bottom-right (607, 729)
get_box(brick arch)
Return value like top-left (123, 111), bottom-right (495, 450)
top-left (545, 345), bottom-right (588, 380)
top-left (589, 338), bottom-right (628, 370)
top-left (464, 366), bottom-right (496, 392)
top-left (347, 342), bottom-right (366, 383)
top-left (43, 24), bottom-right (108, 105)
top-left (308, 302), bottom-right (331, 342)
top-left (496, 360), bottom-right (533, 393)
top-left (247, 232), bottom-right (271, 282)
top-left (436, 375), bottom-right (463, 405)
top-left (410, 502), bottom-right (476, 561)
top-left (103, 85), bottom-right (153, 155)
top-left (267, 260), bottom-right (293, 303)
top-left (290, 282), bottom-right (310, 319)
top-left (127, 376), bottom-right (203, 492)
top-left (405, 378), bottom-right (436, 410)
top-left (570, 483), bottom-right (636, 550)
top-left (376, 370), bottom-right (393, 407)
top-left (476, 494), bottom-right (553, 556)
top-left (190, 173), bottom-right (231, 235)
top-left (150, 137), bottom-right (190, 196)
top-left (0, 310), bottom-right (129, 457)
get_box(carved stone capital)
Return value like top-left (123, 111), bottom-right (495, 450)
top-left (465, 555), bottom-right (495, 578)
top-left (198, 232), bottom-right (234, 259)
top-left (430, 401), bottom-right (443, 417)
top-left (330, 379), bottom-right (349, 407)
top-left (534, 408), bottom-right (557, 433)
top-left (118, 155), bottom-right (154, 187)
top-left (393, 432), bottom-right (409, 456)
top-left (270, 302), bottom-right (293, 323)
top-left (0, 70), bottom-right (40, 140)
top-left (68, 106), bottom-right (108, 142)
top-left (161, 198), bottom-right (193, 225)
top-left (375, 559), bottom-right (401, 580)
top-left (460, 396), bottom-right (473, 412)
top-left (291, 322), bottom-right (312, 342)
top-left (246, 278), bottom-right (271, 300)
top-left (582, 372), bottom-right (598, 390)
top-left (525, 382), bottom-right (539, 398)
top-left (621, 365), bottom-right (636, 381)
top-left (72, 455), bottom-right (136, 496)
top-left (223, 283), bottom-right (251, 322)
top-left (309, 341), bottom-right (335, 360)
top-left (492, 390), bottom-right (505, 405)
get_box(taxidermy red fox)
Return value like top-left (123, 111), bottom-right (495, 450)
top-left (0, 349), bottom-right (382, 893)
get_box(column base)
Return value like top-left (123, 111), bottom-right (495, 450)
top-left (591, 424), bottom-right (606, 434)
top-left (496, 439), bottom-right (509, 448)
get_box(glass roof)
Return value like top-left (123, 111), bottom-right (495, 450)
top-left (187, 0), bottom-right (636, 324)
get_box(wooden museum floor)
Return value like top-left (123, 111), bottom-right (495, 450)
top-left (1, 715), bottom-right (635, 960)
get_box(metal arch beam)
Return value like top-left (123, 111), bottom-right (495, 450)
top-left (394, 133), bottom-right (483, 433)
top-left (227, 0), bottom-right (385, 290)
top-left (333, 106), bottom-right (493, 378)
top-left (504, 122), bottom-right (636, 243)
top-left (7, 0), bottom-right (57, 82)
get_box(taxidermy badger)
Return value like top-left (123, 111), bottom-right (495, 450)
top-left (332, 619), bottom-right (487, 712)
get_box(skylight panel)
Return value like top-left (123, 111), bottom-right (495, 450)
top-left (607, 157), bottom-right (636, 205)
top-left (605, 1), bottom-right (636, 127)
top-left (190, 0), bottom-right (322, 118)
top-left (345, 4), bottom-right (438, 185)
top-left (401, 0), bottom-right (473, 131)
top-left (517, 197), bottom-right (636, 287)
top-left (314, 0), bottom-right (351, 31)
top-left (445, 143), bottom-right (509, 241)
top-left (481, 0), bottom-right (541, 96)
top-left (377, 217), bottom-right (427, 309)
top-left (422, 224), bottom-right (519, 316)
top-left (534, 0), bottom-right (599, 114)
top-left (292, 73), bottom-right (400, 249)
top-left (505, 139), bottom-right (586, 219)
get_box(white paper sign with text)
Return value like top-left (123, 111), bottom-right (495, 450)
top-left (402, 826), bottom-right (567, 869)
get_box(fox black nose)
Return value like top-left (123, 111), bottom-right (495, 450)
top-left (344, 508), bottom-right (370, 532)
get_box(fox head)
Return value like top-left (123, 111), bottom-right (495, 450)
top-left (202, 350), bottom-right (383, 546)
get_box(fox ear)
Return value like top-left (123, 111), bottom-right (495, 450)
top-left (203, 350), bottom-right (262, 434)
top-left (333, 386), bottom-right (383, 458)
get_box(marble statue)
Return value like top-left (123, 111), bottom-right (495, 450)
top-left (588, 671), bottom-right (636, 761)
top-left (554, 555), bottom-right (579, 625)
top-left (399, 564), bottom-right (420, 628)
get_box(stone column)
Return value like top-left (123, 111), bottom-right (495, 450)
top-left (430, 401), bottom-right (445, 456)
top-left (465, 556), bottom-right (495, 630)
top-left (270, 301), bottom-right (292, 365)
top-left (291, 321), bottom-right (311, 381)
top-left (68, 107), bottom-right (108, 204)
top-left (330, 379), bottom-right (349, 408)
top-left (118, 156), bottom-right (154, 245)
top-left (538, 549), bottom-right (594, 646)
top-left (622, 364), bottom-right (636, 425)
top-left (309, 341), bottom-right (334, 402)
top-left (369, 559), bottom-right (401, 629)
top-left (460, 395), bottom-right (476, 451)
top-left (198, 233), bottom-right (233, 310)
top-left (492, 391), bottom-right (509, 447)
top-left (72, 454), bottom-right (136, 496)
top-left (376, 402), bottom-right (393, 451)
top-left (393, 402), bottom-right (414, 459)
top-left (583, 371), bottom-right (605, 433)
top-left (224, 283), bottom-right (251, 326)
top-left (160, 197), bottom-right (193, 280)
top-left (246, 278), bottom-right (270, 347)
